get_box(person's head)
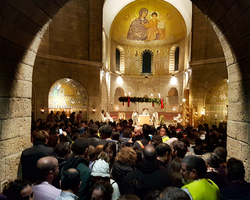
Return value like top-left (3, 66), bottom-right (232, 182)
top-left (227, 158), bottom-right (245, 182)
top-left (47, 135), bottom-right (59, 148)
top-left (91, 181), bottom-right (113, 200)
top-left (202, 153), bottom-right (220, 168)
top-left (89, 145), bottom-right (97, 161)
top-left (53, 142), bottom-right (71, 158)
top-left (3, 180), bottom-right (33, 200)
top-left (123, 128), bottom-right (132, 138)
top-left (214, 147), bottom-right (227, 163)
top-left (115, 147), bottom-right (137, 167)
top-left (116, 125), bottom-right (122, 133)
top-left (159, 126), bottom-right (168, 137)
top-left (194, 145), bottom-right (203, 155)
top-left (133, 126), bottom-right (142, 138)
top-left (150, 134), bottom-right (163, 147)
top-left (160, 187), bottom-right (190, 200)
top-left (172, 141), bottom-right (187, 158)
top-left (128, 119), bottom-right (133, 127)
top-left (181, 156), bottom-right (207, 184)
top-left (103, 142), bottom-right (116, 161)
top-left (168, 157), bottom-right (182, 174)
top-left (91, 158), bottom-right (110, 180)
top-left (181, 138), bottom-right (190, 147)
top-left (156, 143), bottom-right (172, 163)
top-left (143, 124), bottom-right (152, 141)
top-left (122, 120), bottom-right (128, 127)
top-left (90, 124), bottom-right (99, 135)
top-left (65, 125), bottom-right (71, 133)
top-left (139, 8), bottom-right (148, 18)
top-left (36, 156), bottom-right (59, 183)
top-left (143, 145), bottom-right (157, 161)
top-left (71, 138), bottom-right (89, 157)
top-left (111, 131), bottom-right (120, 141)
top-left (60, 168), bottom-right (81, 193)
top-left (151, 12), bottom-right (158, 19)
top-left (145, 190), bottom-right (161, 200)
top-left (33, 130), bottom-right (49, 144)
top-left (100, 125), bottom-right (112, 139)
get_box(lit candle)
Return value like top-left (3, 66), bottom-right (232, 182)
top-left (158, 93), bottom-right (161, 98)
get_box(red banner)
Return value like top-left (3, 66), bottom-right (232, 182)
top-left (123, 102), bottom-right (124, 106)
top-left (152, 102), bottom-right (154, 107)
top-left (128, 96), bottom-right (130, 107)
top-left (161, 98), bottom-right (163, 109)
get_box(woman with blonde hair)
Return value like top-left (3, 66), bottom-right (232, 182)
top-left (111, 147), bottom-right (137, 195)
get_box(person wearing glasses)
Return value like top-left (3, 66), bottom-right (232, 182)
top-left (180, 156), bottom-right (219, 200)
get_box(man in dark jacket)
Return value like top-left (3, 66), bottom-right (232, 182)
top-left (126, 145), bottom-right (172, 199)
top-left (87, 124), bottom-right (107, 147)
top-left (132, 126), bottom-right (149, 151)
top-left (21, 130), bottom-right (54, 183)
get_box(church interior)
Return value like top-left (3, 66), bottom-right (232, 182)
top-left (0, 0), bottom-right (250, 187)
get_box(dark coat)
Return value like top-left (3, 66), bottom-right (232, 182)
top-left (21, 142), bottom-right (54, 183)
top-left (220, 180), bottom-right (250, 200)
top-left (112, 161), bottom-right (134, 195)
top-left (87, 135), bottom-right (107, 147)
top-left (126, 160), bottom-right (172, 199)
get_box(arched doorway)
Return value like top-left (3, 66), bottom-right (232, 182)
top-left (167, 87), bottom-right (179, 112)
top-left (204, 79), bottom-right (228, 127)
top-left (48, 78), bottom-right (88, 121)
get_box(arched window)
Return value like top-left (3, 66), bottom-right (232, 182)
top-left (116, 46), bottom-right (125, 73)
top-left (116, 48), bottom-right (120, 71)
top-left (142, 50), bottom-right (152, 73)
top-left (174, 47), bottom-right (179, 71)
top-left (169, 45), bottom-right (179, 73)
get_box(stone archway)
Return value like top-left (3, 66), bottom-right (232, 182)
top-left (0, 0), bottom-right (250, 185)
top-left (191, 0), bottom-right (250, 179)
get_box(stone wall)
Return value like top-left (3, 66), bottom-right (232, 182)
top-left (109, 73), bottom-right (185, 115)
top-left (33, 0), bottom-right (104, 121)
top-left (0, 0), bottom-right (71, 191)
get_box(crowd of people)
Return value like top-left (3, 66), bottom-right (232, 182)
top-left (1, 112), bottom-right (250, 200)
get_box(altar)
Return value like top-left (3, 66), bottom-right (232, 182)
top-left (138, 115), bottom-right (151, 126)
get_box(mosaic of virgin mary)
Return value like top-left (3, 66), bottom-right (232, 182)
top-left (127, 8), bottom-right (149, 40)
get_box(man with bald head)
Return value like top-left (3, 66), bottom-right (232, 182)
top-left (132, 126), bottom-right (149, 151)
top-left (126, 145), bottom-right (172, 199)
top-left (32, 156), bottom-right (61, 200)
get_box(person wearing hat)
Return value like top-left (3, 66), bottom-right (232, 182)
top-left (91, 152), bottom-right (120, 200)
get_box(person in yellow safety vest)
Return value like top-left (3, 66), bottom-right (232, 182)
top-left (180, 155), bottom-right (220, 200)
top-left (159, 126), bottom-right (169, 142)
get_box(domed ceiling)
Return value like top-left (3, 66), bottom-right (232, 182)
top-left (110, 0), bottom-right (186, 45)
